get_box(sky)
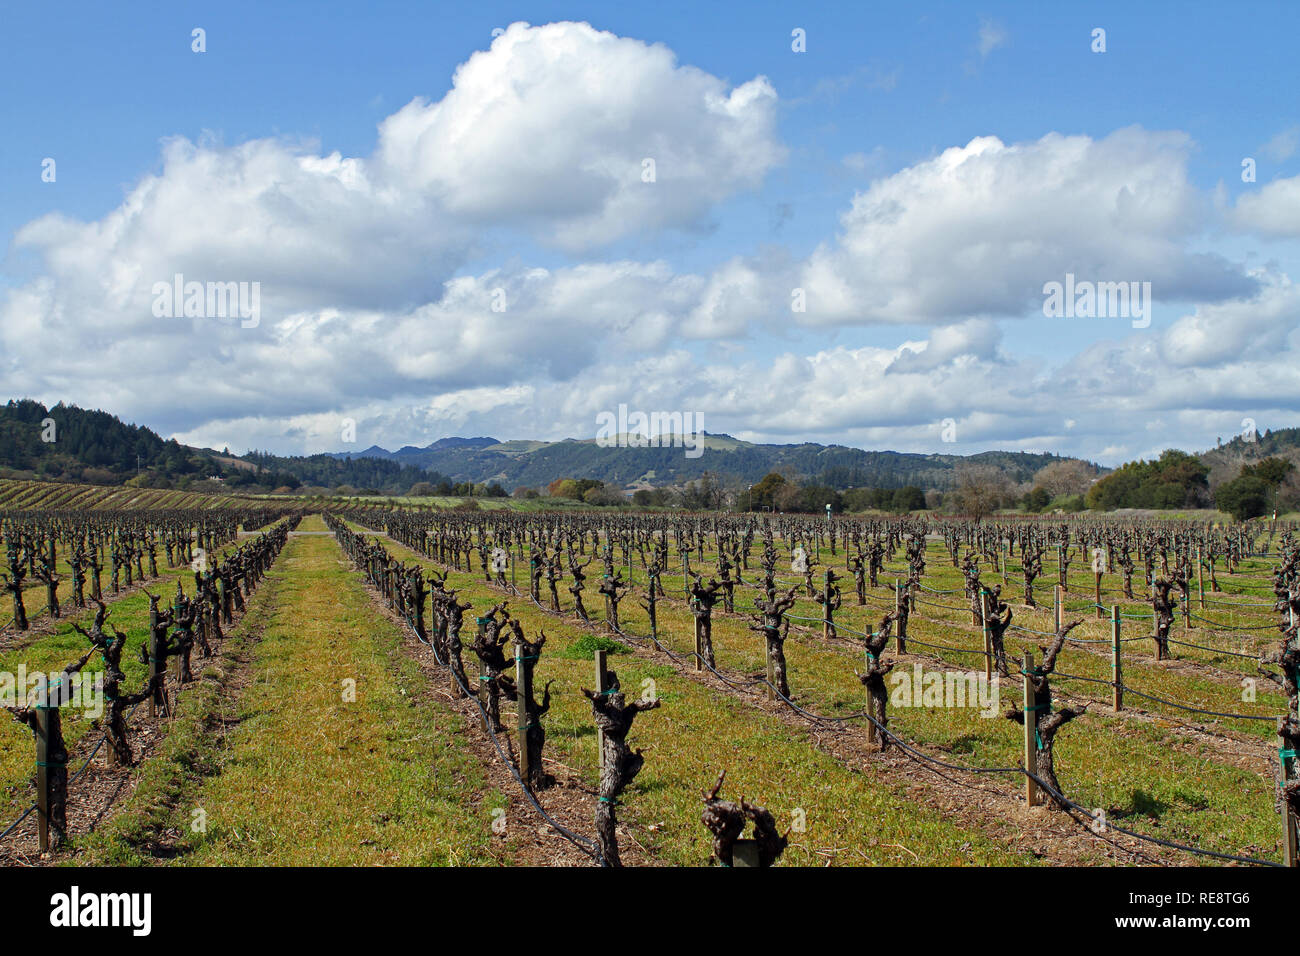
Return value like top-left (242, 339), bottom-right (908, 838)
top-left (1, 0), bottom-right (1298, 466)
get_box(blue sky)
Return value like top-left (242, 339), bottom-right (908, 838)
top-left (2, 1), bottom-right (1298, 464)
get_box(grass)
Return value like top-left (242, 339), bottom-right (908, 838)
top-left (369, 523), bottom-right (1290, 864)
top-left (367, 524), bottom-right (1048, 866)
top-left (80, 534), bottom-right (509, 865)
top-left (0, 558), bottom-right (242, 825)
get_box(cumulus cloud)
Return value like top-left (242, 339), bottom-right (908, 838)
top-left (797, 128), bottom-right (1257, 326)
top-left (1230, 174), bottom-right (1300, 237)
top-left (2, 20), bottom-right (781, 354)
top-left (372, 21), bottom-right (782, 250)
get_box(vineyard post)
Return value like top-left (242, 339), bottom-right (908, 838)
top-left (1197, 546), bottom-right (1205, 609)
top-left (147, 602), bottom-right (161, 719)
top-left (765, 637), bottom-right (776, 701)
top-left (515, 642), bottom-right (531, 786)
top-left (1057, 545), bottom-right (1066, 590)
top-left (980, 588), bottom-right (991, 683)
top-left (35, 703), bottom-right (59, 852)
top-left (1111, 606), bottom-right (1122, 712)
top-left (864, 640), bottom-right (877, 746)
top-left (1094, 570), bottom-right (1103, 619)
top-left (594, 649), bottom-right (608, 769)
top-left (1023, 650), bottom-right (1039, 808)
top-left (823, 569), bottom-right (832, 640)
top-left (510, 551), bottom-right (516, 592)
top-left (476, 617), bottom-right (490, 733)
top-left (895, 579), bottom-right (907, 653)
top-left (1053, 585), bottom-right (1061, 632)
top-left (1280, 717), bottom-right (1298, 867)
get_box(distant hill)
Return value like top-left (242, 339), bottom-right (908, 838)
top-left (1, 397), bottom-right (1106, 496)
top-left (1198, 426), bottom-right (1300, 487)
top-left (319, 432), bottom-right (1092, 493)
top-left (0, 399), bottom-right (440, 493)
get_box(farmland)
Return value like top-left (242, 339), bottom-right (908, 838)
top-left (3, 490), bottom-right (1296, 869)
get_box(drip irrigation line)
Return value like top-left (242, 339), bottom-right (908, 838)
top-left (332, 523), bottom-right (605, 866)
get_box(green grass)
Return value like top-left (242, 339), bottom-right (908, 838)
top-left (369, 525), bottom-right (1047, 866)
top-left (80, 534), bottom-right (508, 866)
top-left (369, 525), bottom-right (1290, 865)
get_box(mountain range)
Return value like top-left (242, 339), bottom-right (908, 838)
top-left (323, 433), bottom-right (1090, 492)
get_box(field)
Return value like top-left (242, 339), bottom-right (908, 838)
top-left (2, 486), bottom-right (1297, 869)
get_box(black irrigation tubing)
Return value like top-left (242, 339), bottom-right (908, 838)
top-left (337, 534), bottom-right (605, 866)
top-left (404, 610), bottom-right (605, 866)
top-left (1165, 636), bottom-right (1266, 660)
top-left (811, 682), bottom-right (1282, 866)
top-left (1189, 613), bottom-right (1279, 631)
top-left (899, 635), bottom-right (990, 657)
top-left (0, 802), bottom-right (37, 844)
top-left (1113, 682), bottom-right (1275, 722)
top-left (0, 697), bottom-right (147, 847)
top-left (1025, 768), bottom-right (1285, 867)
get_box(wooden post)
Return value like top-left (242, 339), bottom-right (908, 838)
top-left (895, 579), bottom-right (907, 653)
top-left (1094, 571), bottom-right (1103, 619)
top-left (823, 569), bottom-right (832, 640)
top-left (864, 640), bottom-right (878, 746)
top-left (980, 588), bottom-right (992, 683)
top-left (1197, 546), bottom-right (1205, 609)
top-left (147, 602), bottom-right (160, 718)
top-left (515, 642), bottom-right (531, 786)
top-left (1053, 584), bottom-right (1062, 632)
top-left (34, 705), bottom-right (57, 852)
top-left (765, 639), bottom-right (776, 701)
top-left (476, 617), bottom-right (490, 732)
top-left (1280, 718), bottom-right (1298, 868)
top-left (594, 649), bottom-right (609, 768)
top-left (1023, 650), bottom-right (1039, 808)
top-left (1111, 606), bottom-right (1122, 712)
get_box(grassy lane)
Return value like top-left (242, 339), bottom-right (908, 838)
top-left (84, 533), bottom-right (509, 866)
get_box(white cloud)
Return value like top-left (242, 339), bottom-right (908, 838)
top-left (372, 21), bottom-right (782, 250)
top-left (1262, 125), bottom-right (1299, 162)
top-left (1230, 174), bottom-right (1300, 238)
top-left (977, 18), bottom-right (1008, 58)
top-left (797, 128), bottom-right (1256, 326)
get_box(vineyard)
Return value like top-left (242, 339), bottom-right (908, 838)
top-left (2, 498), bottom-right (1297, 868)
